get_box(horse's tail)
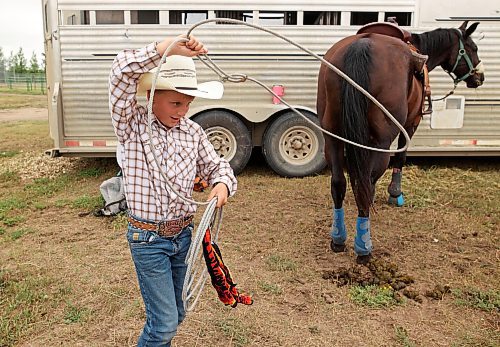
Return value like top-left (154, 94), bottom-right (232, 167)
top-left (341, 38), bottom-right (372, 205)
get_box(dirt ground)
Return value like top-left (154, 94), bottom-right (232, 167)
top-left (0, 108), bottom-right (48, 122)
top-left (0, 117), bottom-right (499, 347)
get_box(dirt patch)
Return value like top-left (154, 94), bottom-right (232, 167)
top-left (0, 108), bottom-right (47, 122)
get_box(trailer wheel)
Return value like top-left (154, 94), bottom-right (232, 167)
top-left (262, 111), bottom-right (326, 177)
top-left (193, 110), bottom-right (252, 175)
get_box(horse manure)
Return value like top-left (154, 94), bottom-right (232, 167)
top-left (402, 288), bottom-right (423, 303)
top-left (425, 284), bottom-right (451, 300)
top-left (322, 258), bottom-right (419, 300)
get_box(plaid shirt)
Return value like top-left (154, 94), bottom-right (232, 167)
top-left (109, 42), bottom-right (237, 222)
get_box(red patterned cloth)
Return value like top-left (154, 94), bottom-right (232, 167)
top-left (202, 228), bottom-right (253, 307)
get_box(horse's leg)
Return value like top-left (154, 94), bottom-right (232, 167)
top-left (387, 125), bottom-right (417, 206)
top-left (325, 138), bottom-right (348, 252)
top-left (350, 151), bottom-right (390, 263)
top-left (387, 133), bottom-right (406, 206)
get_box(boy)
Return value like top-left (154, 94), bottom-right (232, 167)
top-left (109, 36), bottom-right (237, 346)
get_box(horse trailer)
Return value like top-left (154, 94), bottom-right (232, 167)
top-left (41, 0), bottom-right (500, 176)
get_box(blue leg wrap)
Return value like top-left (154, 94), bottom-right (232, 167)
top-left (354, 217), bottom-right (372, 256)
top-left (330, 208), bottom-right (347, 245)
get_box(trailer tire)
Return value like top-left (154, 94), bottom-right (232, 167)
top-left (262, 111), bottom-right (326, 177)
top-left (192, 110), bottom-right (252, 175)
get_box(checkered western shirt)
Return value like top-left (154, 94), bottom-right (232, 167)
top-left (109, 42), bottom-right (237, 222)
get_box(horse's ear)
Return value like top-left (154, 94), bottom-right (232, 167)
top-left (465, 22), bottom-right (480, 38)
top-left (458, 21), bottom-right (469, 31)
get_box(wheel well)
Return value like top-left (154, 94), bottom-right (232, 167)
top-left (191, 107), bottom-right (251, 129)
top-left (265, 108), bottom-right (318, 132)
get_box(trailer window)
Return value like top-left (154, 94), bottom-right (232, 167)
top-left (384, 12), bottom-right (412, 26)
top-left (96, 10), bottom-right (124, 25)
top-left (60, 10), bottom-right (90, 25)
top-left (304, 11), bottom-right (341, 25)
top-left (170, 11), bottom-right (208, 25)
top-left (350, 12), bottom-right (378, 25)
top-left (131, 10), bottom-right (159, 24)
top-left (259, 11), bottom-right (297, 25)
top-left (215, 11), bottom-right (254, 23)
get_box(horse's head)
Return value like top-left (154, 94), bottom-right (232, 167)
top-left (444, 21), bottom-right (484, 88)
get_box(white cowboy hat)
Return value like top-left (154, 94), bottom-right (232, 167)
top-left (138, 55), bottom-right (224, 99)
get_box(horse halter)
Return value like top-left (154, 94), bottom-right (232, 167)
top-left (446, 29), bottom-right (482, 85)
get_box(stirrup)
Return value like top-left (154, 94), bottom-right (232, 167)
top-left (422, 94), bottom-right (433, 115)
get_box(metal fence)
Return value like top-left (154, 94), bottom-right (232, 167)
top-left (0, 72), bottom-right (47, 94)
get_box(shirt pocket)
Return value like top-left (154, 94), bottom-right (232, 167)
top-left (176, 146), bottom-right (198, 178)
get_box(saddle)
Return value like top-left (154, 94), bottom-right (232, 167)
top-left (357, 22), bottom-right (432, 114)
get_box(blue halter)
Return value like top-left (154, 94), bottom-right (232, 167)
top-left (446, 29), bottom-right (478, 85)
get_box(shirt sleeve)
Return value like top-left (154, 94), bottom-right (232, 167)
top-left (196, 129), bottom-right (238, 197)
top-left (109, 42), bottom-right (160, 143)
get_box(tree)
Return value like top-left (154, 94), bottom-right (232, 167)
top-left (29, 52), bottom-right (40, 73)
top-left (7, 51), bottom-right (16, 73)
top-left (14, 48), bottom-right (28, 73)
top-left (0, 48), bottom-right (5, 82)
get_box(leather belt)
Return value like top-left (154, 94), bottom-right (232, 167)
top-left (128, 215), bottom-right (194, 238)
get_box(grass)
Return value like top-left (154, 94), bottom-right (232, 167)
top-left (63, 303), bottom-right (90, 324)
top-left (0, 272), bottom-right (53, 347)
top-left (265, 254), bottom-right (297, 272)
top-left (349, 285), bottom-right (404, 308)
top-left (259, 281), bottom-right (283, 295)
top-left (394, 326), bottom-right (417, 347)
top-left (10, 228), bottom-right (33, 240)
top-left (0, 150), bottom-right (19, 158)
top-left (24, 176), bottom-right (71, 197)
top-left (0, 90), bottom-right (47, 109)
top-left (71, 194), bottom-right (104, 210)
top-left (216, 318), bottom-right (250, 347)
top-left (452, 288), bottom-right (500, 312)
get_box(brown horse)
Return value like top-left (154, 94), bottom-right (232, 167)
top-left (317, 21), bottom-right (484, 263)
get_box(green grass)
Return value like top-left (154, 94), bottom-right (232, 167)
top-left (0, 150), bottom-right (19, 158)
top-left (452, 288), bottom-right (500, 312)
top-left (0, 272), bottom-right (52, 346)
top-left (395, 326), bottom-right (417, 347)
top-left (24, 176), bottom-right (71, 197)
top-left (10, 228), bottom-right (33, 241)
top-left (77, 167), bottom-right (105, 178)
top-left (259, 281), bottom-right (283, 295)
top-left (349, 285), bottom-right (404, 308)
top-left (451, 331), bottom-right (500, 347)
top-left (0, 197), bottom-right (26, 213)
top-left (63, 303), bottom-right (90, 324)
top-left (71, 195), bottom-right (104, 210)
top-left (2, 216), bottom-right (25, 227)
top-left (0, 170), bottom-right (20, 183)
top-left (216, 317), bottom-right (249, 347)
top-left (266, 254), bottom-right (297, 272)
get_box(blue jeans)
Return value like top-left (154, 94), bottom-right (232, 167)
top-left (127, 220), bottom-right (193, 347)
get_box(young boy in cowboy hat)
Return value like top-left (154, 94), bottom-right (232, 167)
top-left (109, 36), bottom-right (237, 346)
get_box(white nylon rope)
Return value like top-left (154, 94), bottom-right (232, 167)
top-left (146, 19), bottom-right (414, 312)
top-left (187, 18), bottom-right (411, 153)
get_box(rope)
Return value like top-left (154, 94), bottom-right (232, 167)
top-left (145, 19), bottom-right (418, 312)
top-left (187, 18), bottom-right (411, 153)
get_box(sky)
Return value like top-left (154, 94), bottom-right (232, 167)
top-left (0, 0), bottom-right (45, 61)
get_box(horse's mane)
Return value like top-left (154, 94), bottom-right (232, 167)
top-left (411, 28), bottom-right (455, 55)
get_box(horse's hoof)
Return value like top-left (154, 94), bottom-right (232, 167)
top-left (330, 240), bottom-right (347, 253)
top-left (356, 254), bottom-right (372, 265)
top-left (388, 194), bottom-right (404, 207)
